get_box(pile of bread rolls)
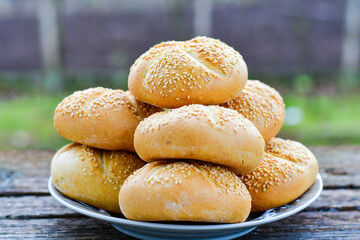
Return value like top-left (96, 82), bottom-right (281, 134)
top-left (51, 37), bottom-right (318, 223)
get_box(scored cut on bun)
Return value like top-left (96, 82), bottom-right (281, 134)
top-left (239, 138), bottom-right (318, 212)
top-left (220, 80), bottom-right (285, 142)
top-left (119, 160), bottom-right (251, 223)
top-left (54, 87), bottom-right (163, 151)
top-left (128, 36), bottom-right (248, 108)
top-left (134, 104), bottom-right (265, 174)
top-left (51, 143), bottom-right (146, 213)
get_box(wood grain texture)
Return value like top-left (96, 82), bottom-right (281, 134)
top-left (0, 218), bottom-right (128, 239)
top-left (0, 211), bottom-right (359, 239)
top-left (1, 189), bottom-right (359, 220)
top-left (248, 211), bottom-right (360, 239)
top-left (311, 146), bottom-right (360, 188)
top-left (0, 146), bottom-right (359, 239)
top-left (0, 150), bottom-right (53, 195)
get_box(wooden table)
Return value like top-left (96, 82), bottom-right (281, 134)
top-left (0, 146), bottom-right (359, 239)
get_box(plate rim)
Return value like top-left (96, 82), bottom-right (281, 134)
top-left (48, 173), bottom-right (323, 232)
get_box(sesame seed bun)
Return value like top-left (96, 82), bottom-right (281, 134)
top-left (51, 143), bottom-right (145, 213)
top-left (53, 87), bottom-right (163, 151)
top-left (119, 160), bottom-right (251, 223)
top-left (134, 105), bottom-right (265, 174)
top-left (220, 80), bottom-right (285, 143)
top-left (128, 36), bottom-right (248, 108)
top-left (239, 138), bottom-right (319, 212)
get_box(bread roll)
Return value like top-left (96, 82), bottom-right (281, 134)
top-left (134, 104), bottom-right (264, 174)
top-left (220, 80), bottom-right (285, 142)
top-left (119, 160), bottom-right (251, 223)
top-left (51, 143), bottom-right (145, 213)
top-left (128, 36), bottom-right (248, 108)
top-left (239, 138), bottom-right (318, 212)
top-left (54, 87), bottom-right (162, 151)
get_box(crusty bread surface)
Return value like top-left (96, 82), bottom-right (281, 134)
top-left (54, 87), bottom-right (162, 151)
top-left (221, 80), bottom-right (285, 142)
top-left (134, 104), bottom-right (265, 174)
top-left (51, 143), bottom-right (146, 213)
top-left (128, 36), bottom-right (248, 108)
top-left (119, 160), bottom-right (251, 223)
top-left (239, 138), bottom-right (319, 212)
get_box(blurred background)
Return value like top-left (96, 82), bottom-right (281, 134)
top-left (0, 0), bottom-right (359, 150)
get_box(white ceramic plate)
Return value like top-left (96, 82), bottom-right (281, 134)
top-left (48, 174), bottom-right (323, 240)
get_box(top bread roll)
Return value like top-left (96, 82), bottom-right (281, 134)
top-left (134, 104), bottom-right (265, 174)
top-left (220, 80), bottom-right (285, 142)
top-left (54, 87), bottom-right (163, 151)
top-left (128, 36), bottom-right (248, 108)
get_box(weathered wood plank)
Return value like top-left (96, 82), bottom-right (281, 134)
top-left (249, 211), bottom-right (360, 239)
top-left (0, 146), bottom-right (359, 195)
top-left (267, 211), bottom-right (360, 231)
top-left (0, 150), bottom-right (53, 194)
top-left (305, 189), bottom-right (360, 211)
top-left (310, 146), bottom-right (360, 188)
top-left (0, 196), bottom-right (76, 219)
top-left (0, 211), bottom-right (359, 239)
top-left (0, 218), bottom-right (128, 239)
top-left (309, 189), bottom-right (360, 211)
top-left (1, 189), bottom-right (359, 219)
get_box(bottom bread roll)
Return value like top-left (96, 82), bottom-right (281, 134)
top-left (239, 138), bottom-right (319, 212)
top-left (119, 160), bottom-right (252, 223)
top-left (51, 143), bottom-right (145, 213)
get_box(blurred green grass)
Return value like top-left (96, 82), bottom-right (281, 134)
top-left (0, 94), bottom-right (71, 150)
top-left (278, 94), bottom-right (360, 145)
top-left (0, 93), bottom-right (359, 150)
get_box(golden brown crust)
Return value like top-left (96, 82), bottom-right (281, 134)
top-left (51, 143), bottom-right (145, 213)
top-left (128, 36), bottom-right (248, 108)
top-left (134, 105), bottom-right (265, 174)
top-left (53, 87), bottom-right (163, 151)
top-left (220, 80), bottom-right (285, 142)
top-left (119, 161), bottom-right (251, 223)
top-left (239, 138), bottom-right (318, 212)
